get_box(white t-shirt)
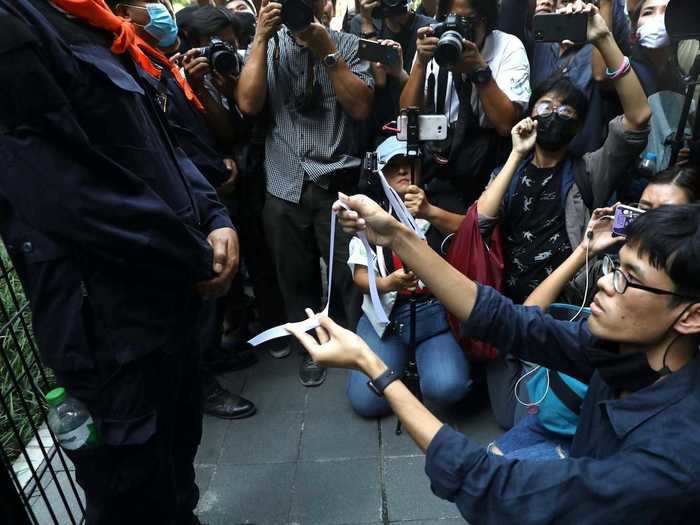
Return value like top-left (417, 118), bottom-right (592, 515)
top-left (423, 30), bottom-right (531, 128)
top-left (347, 219), bottom-right (431, 338)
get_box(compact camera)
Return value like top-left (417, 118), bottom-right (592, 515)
top-left (612, 204), bottom-right (645, 238)
top-left (280, 0), bottom-right (314, 32)
top-left (196, 38), bottom-right (241, 77)
top-left (430, 15), bottom-right (476, 68)
top-left (373, 0), bottom-right (409, 18)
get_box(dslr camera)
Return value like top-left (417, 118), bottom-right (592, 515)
top-left (280, 0), bottom-right (314, 33)
top-left (196, 38), bottom-right (241, 77)
top-left (373, 0), bottom-right (409, 18)
top-left (430, 15), bottom-right (475, 68)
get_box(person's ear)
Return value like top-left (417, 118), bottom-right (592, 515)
top-left (674, 302), bottom-right (700, 336)
top-left (114, 4), bottom-right (132, 21)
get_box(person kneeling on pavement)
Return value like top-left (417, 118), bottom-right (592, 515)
top-left (346, 137), bottom-right (471, 418)
top-left (291, 191), bottom-right (700, 524)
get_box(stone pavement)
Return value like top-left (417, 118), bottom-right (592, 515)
top-left (197, 349), bottom-right (503, 525)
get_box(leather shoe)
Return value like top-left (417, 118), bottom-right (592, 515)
top-left (203, 382), bottom-right (256, 420)
top-left (298, 352), bottom-right (326, 387)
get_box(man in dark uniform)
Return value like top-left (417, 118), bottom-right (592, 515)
top-left (0, 0), bottom-right (238, 523)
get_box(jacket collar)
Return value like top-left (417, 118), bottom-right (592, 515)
top-left (602, 356), bottom-right (700, 439)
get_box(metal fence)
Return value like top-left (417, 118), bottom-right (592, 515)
top-left (0, 251), bottom-right (85, 524)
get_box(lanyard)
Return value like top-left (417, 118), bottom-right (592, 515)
top-left (248, 171), bottom-right (424, 347)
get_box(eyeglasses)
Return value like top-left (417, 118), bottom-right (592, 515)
top-left (533, 101), bottom-right (578, 120)
top-left (601, 257), bottom-right (700, 300)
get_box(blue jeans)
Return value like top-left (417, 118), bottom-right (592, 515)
top-left (491, 414), bottom-right (572, 461)
top-left (347, 300), bottom-right (471, 418)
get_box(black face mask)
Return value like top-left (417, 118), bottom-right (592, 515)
top-left (586, 342), bottom-right (667, 393)
top-left (535, 113), bottom-right (579, 152)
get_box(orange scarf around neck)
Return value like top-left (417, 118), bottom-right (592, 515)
top-left (50, 0), bottom-right (204, 112)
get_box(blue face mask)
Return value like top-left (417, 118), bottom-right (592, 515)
top-left (140, 3), bottom-right (178, 48)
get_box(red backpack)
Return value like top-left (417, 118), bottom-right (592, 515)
top-left (445, 203), bottom-right (505, 362)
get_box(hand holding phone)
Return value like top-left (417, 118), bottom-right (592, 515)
top-left (358, 39), bottom-right (401, 68)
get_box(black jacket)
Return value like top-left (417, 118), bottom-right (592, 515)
top-left (0, 0), bottom-right (232, 373)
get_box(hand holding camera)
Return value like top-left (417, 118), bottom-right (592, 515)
top-left (255, 0), bottom-right (282, 42)
top-left (183, 49), bottom-right (211, 91)
top-left (296, 23), bottom-right (337, 60)
top-left (511, 117), bottom-right (538, 157)
top-left (416, 26), bottom-right (439, 66)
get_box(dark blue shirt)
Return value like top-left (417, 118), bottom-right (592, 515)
top-left (425, 285), bottom-right (700, 524)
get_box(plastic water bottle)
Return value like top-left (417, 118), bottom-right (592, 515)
top-left (46, 387), bottom-right (99, 451)
top-left (638, 152), bottom-right (658, 179)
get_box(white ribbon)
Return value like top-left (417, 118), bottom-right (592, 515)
top-left (248, 178), bottom-right (424, 347)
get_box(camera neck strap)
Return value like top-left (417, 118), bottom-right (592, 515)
top-left (247, 171), bottom-right (425, 347)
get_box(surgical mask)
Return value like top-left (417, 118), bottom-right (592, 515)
top-left (637, 15), bottom-right (670, 49)
top-left (535, 113), bottom-right (578, 152)
top-left (134, 3), bottom-right (179, 49)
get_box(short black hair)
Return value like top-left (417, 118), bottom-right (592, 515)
top-left (625, 203), bottom-right (700, 304)
top-left (648, 166), bottom-right (700, 203)
top-left (437, 0), bottom-right (500, 30)
top-left (529, 74), bottom-right (589, 121)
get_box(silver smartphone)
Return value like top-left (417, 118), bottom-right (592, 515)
top-left (397, 114), bottom-right (448, 142)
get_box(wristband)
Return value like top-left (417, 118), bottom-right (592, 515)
top-left (367, 368), bottom-right (401, 397)
top-left (605, 56), bottom-right (631, 81)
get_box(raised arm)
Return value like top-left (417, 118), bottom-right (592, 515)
top-left (476, 117), bottom-right (536, 218)
top-left (399, 26), bottom-right (437, 110)
top-left (565, 1), bottom-right (651, 130)
top-left (404, 185), bottom-right (465, 235)
top-left (296, 24), bottom-right (374, 121)
top-left (525, 205), bottom-right (624, 309)
top-left (236, 0), bottom-right (280, 116)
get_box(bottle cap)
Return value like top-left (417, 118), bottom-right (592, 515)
top-left (645, 152), bottom-right (657, 161)
top-left (46, 387), bottom-right (66, 408)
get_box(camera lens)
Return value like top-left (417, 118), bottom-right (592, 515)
top-left (211, 49), bottom-right (240, 77)
top-left (434, 30), bottom-right (464, 68)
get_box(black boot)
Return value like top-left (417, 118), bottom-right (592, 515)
top-left (202, 375), bottom-right (256, 420)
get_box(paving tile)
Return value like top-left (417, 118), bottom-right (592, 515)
top-left (195, 464), bottom-right (216, 499)
top-left (305, 368), bottom-right (352, 414)
top-left (380, 416), bottom-right (423, 458)
top-left (198, 462), bottom-right (295, 524)
top-left (290, 458), bottom-right (382, 525)
top-left (29, 470), bottom-right (85, 525)
top-left (384, 456), bottom-right (461, 522)
top-left (301, 405), bottom-right (379, 461)
top-left (240, 367), bottom-right (309, 413)
top-left (452, 405), bottom-right (503, 447)
top-left (196, 415), bottom-right (231, 465)
top-left (219, 410), bottom-right (303, 465)
top-left (393, 519), bottom-right (467, 524)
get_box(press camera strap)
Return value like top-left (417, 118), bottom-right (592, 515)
top-left (248, 170), bottom-right (424, 346)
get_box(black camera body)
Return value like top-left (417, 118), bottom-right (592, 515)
top-left (199, 38), bottom-right (241, 77)
top-left (280, 0), bottom-right (314, 33)
top-left (373, 0), bottom-right (409, 19)
top-left (430, 15), bottom-right (475, 68)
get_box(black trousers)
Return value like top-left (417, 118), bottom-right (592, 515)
top-left (263, 182), bottom-right (360, 352)
top-left (58, 304), bottom-right (202, 525)
top-left (221, 174), bottom-right (286, 343)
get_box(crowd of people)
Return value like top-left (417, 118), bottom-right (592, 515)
top-left (0, 0), bottom-right (699, 523)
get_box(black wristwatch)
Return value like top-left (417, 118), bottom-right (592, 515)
top-left (360, 31), bottom-right (378, 39)
top-left (367, 368), bottom-right (401, 397)
top-left (470, 65), bottom-right (493, 86)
